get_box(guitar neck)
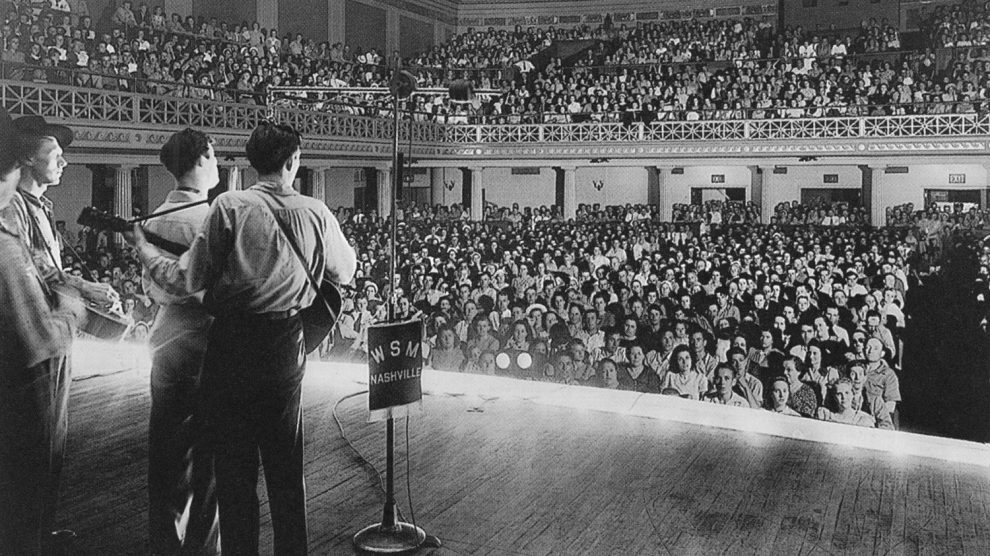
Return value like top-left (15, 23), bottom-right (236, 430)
top-left (143, 230), bottom-right (190, 257)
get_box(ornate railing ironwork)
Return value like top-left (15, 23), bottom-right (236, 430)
top-left (3, 80), bottom-right (989, 148)
top-left (448, 113), bottom-right (990, 145)
top-left (0, 80), bottom-right (446, 145)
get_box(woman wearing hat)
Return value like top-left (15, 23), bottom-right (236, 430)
top-left (0, 107), bottom-right (87, 554)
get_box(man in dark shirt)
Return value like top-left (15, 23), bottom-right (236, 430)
top-left (130, 122), bottom-right (357, 554)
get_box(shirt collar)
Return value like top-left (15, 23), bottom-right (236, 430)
top-left (251, 181), bottom-right (298, 196)
top-left (165, 189), bottom-right (205, 203)
top-left (18, 189), bottom-right (53, 212)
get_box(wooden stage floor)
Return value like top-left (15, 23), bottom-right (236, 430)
top-left (59, 357), bottom-right (990, 555)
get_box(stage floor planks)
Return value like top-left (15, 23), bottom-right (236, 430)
top-left (58, 366), bottom-right (990, 555)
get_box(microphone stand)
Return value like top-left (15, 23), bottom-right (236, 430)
top-left (353, 72), bottom-right (438, 554)
top-left (279, 72), bottom-right (492, 553)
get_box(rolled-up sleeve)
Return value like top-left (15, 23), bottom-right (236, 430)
top-left (323, 212), bottom-right (357, 285)
top-left (139, 201), bottom-right (232, 297)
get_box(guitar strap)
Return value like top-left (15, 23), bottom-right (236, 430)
top-left (252, 189), bottom-right (333, 317)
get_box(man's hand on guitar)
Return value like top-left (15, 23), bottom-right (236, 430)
top-left (79, 280), bottom-right (121, 309)
top-left (121, 223), bottom-right (147, 248)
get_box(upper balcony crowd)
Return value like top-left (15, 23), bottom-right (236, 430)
top-left (2, 0), bottom-right (990, 124)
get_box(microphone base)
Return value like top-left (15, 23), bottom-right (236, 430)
top-left (353, 521), bottom-right (427, 553)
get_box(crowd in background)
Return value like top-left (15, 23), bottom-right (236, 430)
top-left (323, 201), bottom-right (921, 429)
top-left (2, 0), bottom-right (989, 122)
top-left (924, 0), bottom-right (990, 48)
top-left (52, 194), bottom-right (990, 431)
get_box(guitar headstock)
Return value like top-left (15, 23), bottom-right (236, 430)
top-left (78, 207), bottom-right (131, 234)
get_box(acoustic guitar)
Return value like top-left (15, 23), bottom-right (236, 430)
top-left (79, 206), bottom-right (344, 354)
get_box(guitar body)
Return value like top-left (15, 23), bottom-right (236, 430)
top-left (300, 280), bottom-right (343, 354)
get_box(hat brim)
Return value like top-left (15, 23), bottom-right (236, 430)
top-left (13, 115), bottom-right (74, 149)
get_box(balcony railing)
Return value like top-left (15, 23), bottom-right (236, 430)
top-left (3, 80), bottom-right (989, 149)
top-left (0, 80), bottom-right (447, 144)
top-left (445, 113), bottom-right (990, 144)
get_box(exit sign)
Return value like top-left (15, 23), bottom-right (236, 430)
top-left (949, 174), bottom-right (966, 184)
top-left (711, 174), bottom-right (726, 184)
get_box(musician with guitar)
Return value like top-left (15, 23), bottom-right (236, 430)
top-left (0, 113), bottom-right (118, 554)
top-left (126, 121), bottom-right (356, 555)
top-left (0, 108), bottom-right (88, 554)
top-left (142, 129), bottom-right (220, 556)
top-left (4, 115), bottom-right (120, 310)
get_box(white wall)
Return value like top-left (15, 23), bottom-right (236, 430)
top-left (764, 165), bottom-right (863, 210)
top-left (576, 166), bottom-right (649, 207)
top-left (46, 165), bottom-right (92, 236)
top-left (881, 164), bottom-right (989, 210)
top-left (326, 167), bottom-right (360, 209)
top-left (147, 166), bottom-right (173, 211)
top-left (431, 167), bottom-right (463, 206)
top-left (482, 167), bottom-right (556, 208)
top-left (665, 165), bottom-right (752, 207)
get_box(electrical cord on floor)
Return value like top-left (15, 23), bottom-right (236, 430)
top-left (404, 416), bottom-right (417, 529)
top-left (332, 390), bottom-right (387, 497)
top-left (72, 368), bottom-right (133, 381)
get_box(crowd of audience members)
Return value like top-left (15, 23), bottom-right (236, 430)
top-left (925, 0), bottom-right (990, 48)
top-left (2, 0), bottom-right (989, 123)
top-left (324, 201), bottom-right (925, 431)
top-left (52, 198), bottom-right (990, 432)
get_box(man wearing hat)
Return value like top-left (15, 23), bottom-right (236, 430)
top-left (0, 107), bottom-right (87, 554)
top-left (4, 115), bottom-right (119, 308)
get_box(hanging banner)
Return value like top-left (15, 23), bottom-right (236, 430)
top-left (367, 319), bottom-right (424, 422)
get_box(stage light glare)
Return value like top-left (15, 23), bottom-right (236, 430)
top-left (495, 352), bottom-right (511, 369)
top-left (517, 352), bottom-right (533, 369)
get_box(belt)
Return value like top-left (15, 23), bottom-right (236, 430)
top-left (216, 308), bottom-right (301, 322)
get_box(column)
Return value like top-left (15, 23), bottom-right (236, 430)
top-left (227, 165), bottom-right (242, 192)
top-left (112, 165), bottom-right (136, 219)
top-left (257, 0), bottom-right (279, 31)
top-left (310, 167), bottom-right (328, 205)
top-left (430, 168), bottom-right (446, 206)
top-left (862, 165), bottom-right (884, 226)
top-left (328, 0), bottom-right (346, 44)
top-left (749, 165), bottom-right (764, 223)
top-left (470, 167), bottom-right (484, 221)
top-left (385, 7), bottom-right (399, 60)
top-left (656, 166), bottom-right (673, 221)
top-left (560, 165), bottom-right (577, 220)
top-left (163, 0), bottom-right (192, 18)
top-left (111, 165), bottom-right (136, 246)
top-left (377, 166), bottom-right (392, 219)
top-left (759, 165), bottom-right (775, 224)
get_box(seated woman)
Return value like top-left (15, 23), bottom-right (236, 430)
top-left (658, 345), bottom-right (708, 400)
top-left (616, 343), bottom-right (661, 393)
top-left (767, 376), bottom-right (802, 416)
top-left (801, 342), bottom-right (840, 404)
top-left (568, 337), bottom-right (595, 384)
top-left (430, 326), bottom-right (465, 372)
top-left (503, 319), bottom-right (533, 351)
top-left (816, 378), bottom-right (878, 428)
top-left (598, 358), bottom-right (620, 389)
top-left (782, 356), bottom-right (818, 417)
top-left (467, 314), bottom-right (500, 355)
